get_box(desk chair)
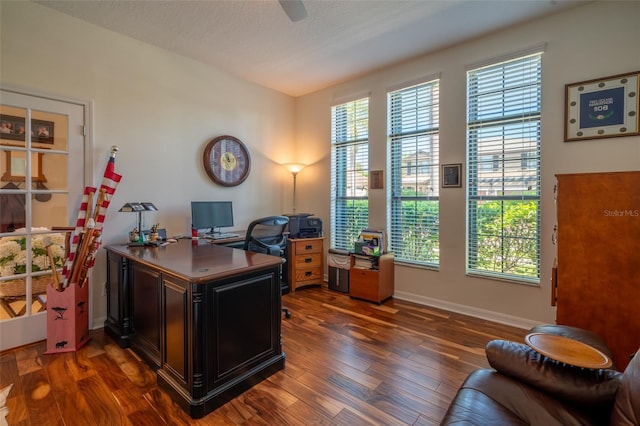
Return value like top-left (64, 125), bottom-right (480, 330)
top-left (243, 216), bottom-right (291, 318)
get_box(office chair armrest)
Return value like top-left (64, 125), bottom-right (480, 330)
top-left (248, 238), bottom-right (283, 256)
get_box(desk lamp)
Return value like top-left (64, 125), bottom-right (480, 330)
top-left (119, 202), bottom-right (158, 240)
top-left (283, 163), bottom-right (306, 214)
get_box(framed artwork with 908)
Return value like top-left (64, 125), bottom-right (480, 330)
top-left (564, 71), bottom-right (639, 141)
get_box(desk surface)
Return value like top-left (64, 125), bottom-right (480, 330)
top-left (107, 239), bottom-right (283, 283)
top-left (525, 333), bottom-right (613, 369)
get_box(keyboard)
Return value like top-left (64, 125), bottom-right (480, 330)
top-left (210, 233), bottom-right (240, 240)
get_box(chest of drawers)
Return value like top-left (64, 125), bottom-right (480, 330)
top-left (287, 237), bottom-right (324, 291)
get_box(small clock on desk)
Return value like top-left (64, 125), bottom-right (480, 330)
top-left (203, 135), bottom-right (251, 187)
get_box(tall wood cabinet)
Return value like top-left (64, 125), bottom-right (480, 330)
top-left (554, 171), bottom-right (640, 369)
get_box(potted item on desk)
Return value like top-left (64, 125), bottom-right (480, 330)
top-left (150, 223), bottom-right (159, 241)
top-left (128, 228), bottom-right (146, 247)
top-left (145, 224), bottom-right (168, 246)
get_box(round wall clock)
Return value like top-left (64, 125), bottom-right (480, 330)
top-left (203, 135), bottom-right (251, 187)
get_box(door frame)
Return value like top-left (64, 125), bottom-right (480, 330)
top-left (0, 84), bottom-right (93, 351)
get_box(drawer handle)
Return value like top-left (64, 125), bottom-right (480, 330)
top-left (305, 271), bottom-right (312, 276)
top-left (304, 258), bottom-right (312, 263)
top-left (305, 245), bottom-right (313, 250)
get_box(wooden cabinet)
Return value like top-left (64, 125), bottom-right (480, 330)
top-left (130, 262), bottom-right (162, 368)
top-left (288, 237), bottom-right (324, 291)
top-left (105, 251), bottom-right (131, 348)
top-left (555, 171), bottom-right (640, 369)
top-left (349, 253), bottom-right (394, 304)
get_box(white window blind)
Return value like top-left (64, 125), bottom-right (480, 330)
top-left (330, 97), bottom-right (369, 250)
top-left (388, 79), bottom-right (440, 266)
top-left (467, 53), bottom-right (542, 283)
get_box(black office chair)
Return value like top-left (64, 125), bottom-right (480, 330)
top-left (243, 215), bottom-right (291, 318)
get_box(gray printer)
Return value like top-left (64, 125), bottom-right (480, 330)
top-left (284, 213), bottom-right (323, 238)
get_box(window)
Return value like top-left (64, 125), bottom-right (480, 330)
top-left (467, 52), bottom-right (542, 283)
top-left (388, 79), bottom-right (440, 266)
top-left (330, 97), bottom-right (369, 250)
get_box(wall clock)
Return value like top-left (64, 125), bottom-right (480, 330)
top-left (202, 135), bottom-right (251, 187)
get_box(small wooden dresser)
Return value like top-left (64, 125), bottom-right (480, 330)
top-left (287, 237), bottom-right (324, 291)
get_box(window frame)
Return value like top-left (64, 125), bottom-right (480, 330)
top-left (330, 97), bottom-right (369, 251)
top-left (466, 51), bottom-right (543, 284)
top-left (387, 78), bottom-right (440, 267)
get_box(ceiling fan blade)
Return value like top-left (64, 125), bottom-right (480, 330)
top-left (279, 0), bottom-right (307, 22)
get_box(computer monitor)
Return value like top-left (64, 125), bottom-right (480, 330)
top-left (191, 201), bottom-right (234, 234)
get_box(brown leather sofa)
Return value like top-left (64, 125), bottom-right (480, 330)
top-left (441, 325), bottom-right (639, 425)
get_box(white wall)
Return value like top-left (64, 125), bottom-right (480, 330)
top-left (1, 1), bottom-right (298, 324)
top-left (296, 1), bottom-right (640, 328)
top-left (3, 1), bottom-right (639, 330)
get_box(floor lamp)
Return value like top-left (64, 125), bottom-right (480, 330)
top-left (283, 163), bottom-right (306, 214)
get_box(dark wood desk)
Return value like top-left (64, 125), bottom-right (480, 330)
top-left (205, 234), bottom-right (290, 294)
top-left (105, 239), bottom-right (285, 418)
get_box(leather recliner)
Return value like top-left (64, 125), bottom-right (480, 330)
top-left (441, 327), bottom-right (639, 425)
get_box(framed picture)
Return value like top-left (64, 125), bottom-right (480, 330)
top-left (1, 151), bottom-right (45, 182)
top-left (0, 114), bottom-right (54, 144)
top-left (441, 163), bottom-right (462, 188)
top-left (369, 170), bottom-right (383, 189)
top-left (564, 71), bottom-right (640, 141)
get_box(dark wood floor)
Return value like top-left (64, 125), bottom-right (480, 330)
top-left (1, 285), bottom-right (527, 425)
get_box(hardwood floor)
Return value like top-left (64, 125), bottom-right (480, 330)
top-left (1, 286), bottom-right (527, 425)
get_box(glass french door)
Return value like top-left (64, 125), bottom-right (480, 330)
top-left (0, 89), bottom-right (86, 351)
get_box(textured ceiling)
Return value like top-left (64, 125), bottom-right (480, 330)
top-left (35, 0), bottom-right (587, 97)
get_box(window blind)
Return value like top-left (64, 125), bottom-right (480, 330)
top-left (467, 53), bottom-right (542, 283)
top-left (388, 79), bottom-right (440, 266)
top-left (330, 97), bottom-right (369, 250)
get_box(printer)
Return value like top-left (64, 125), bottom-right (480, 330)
top-left (284, 213), bottom-right (323, 239)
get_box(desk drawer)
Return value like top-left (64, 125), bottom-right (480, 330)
top-left (349, 268), bottom-right (379, 302)
top-left (292, 267), bottom-right (323, 283)
top-left (293, 240), bottom-right (323, 254)
top-left (294, 253), bottom-right (322, 268)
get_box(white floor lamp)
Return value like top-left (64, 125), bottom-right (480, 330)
top-left (283, 163), bottom-right (306, 214)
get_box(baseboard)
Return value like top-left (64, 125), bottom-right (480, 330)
top-left (91, 316), bottom-right (106, 330)
top-left (91, 290), bottom-right (536, 335)
top-left (393, 290), bottom-right (539, 330)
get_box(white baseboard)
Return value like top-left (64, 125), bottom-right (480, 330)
top-left (393, 290), bottom-right (540, 331)
top-left (90, 291), bottom-right (537, 335)
top-left (91, 316), bottom-right (106, 330)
